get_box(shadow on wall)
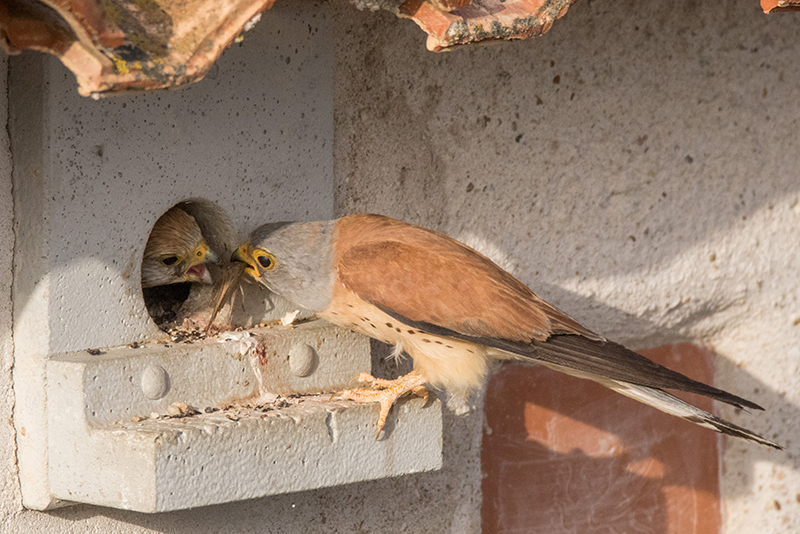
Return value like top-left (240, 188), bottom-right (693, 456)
top-left (481, 339), bottom-right (791, 534)
top-left (482, 345), bottom-right (719, 534)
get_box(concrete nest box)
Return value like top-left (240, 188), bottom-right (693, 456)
top-left (8, 9), bottom-right (442, 511)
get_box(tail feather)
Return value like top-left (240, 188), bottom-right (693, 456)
top-left (375, 306), bottom-right (779, 448)
top-left (606, 380), bottom-right (782, 449)
top-left (502, 335), bottom-right (781, 449)
top-left (525, 335), bottom-right (763, 411)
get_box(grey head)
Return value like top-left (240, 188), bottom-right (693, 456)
top-left (232, 220), bottom-right (336, 313)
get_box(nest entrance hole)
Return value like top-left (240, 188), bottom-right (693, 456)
top-left (141, 199), bottom-right (237, 331)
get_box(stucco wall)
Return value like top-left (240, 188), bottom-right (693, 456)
top-left (332, 1), bottom-right (799, 532)
top-left (1, 50), bottom-right (23, 524)
top-left (1, 0), bottom-right (799, 532)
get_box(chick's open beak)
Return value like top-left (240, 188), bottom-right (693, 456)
top-left (231, 244), bottom-right (260, 279)
top-left (184, 243), bottom-right (218, 285)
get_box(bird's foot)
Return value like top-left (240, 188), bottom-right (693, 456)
top-left (339, 370), bottom-right (428, 438)
top-left (351, 372), bottom-right (401, 389)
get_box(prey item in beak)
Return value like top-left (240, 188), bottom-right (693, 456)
top-left (231, 244), bottom-right (260, 279)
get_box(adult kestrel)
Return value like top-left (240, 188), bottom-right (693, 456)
top-left (232, 214), bottom-right (780, 448)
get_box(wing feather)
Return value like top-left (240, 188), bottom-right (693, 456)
top-left (335, 214), bottom-right (599, 343)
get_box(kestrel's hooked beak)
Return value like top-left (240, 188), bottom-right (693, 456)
top-left (184, 242), bottom-right (219, 284)
top-left (231, 244), bottom-right (260, 279)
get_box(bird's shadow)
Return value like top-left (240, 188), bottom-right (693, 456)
top-left (481, 282), bottom-right (795, 504)
top-left (482, 358), bottom-right (715, 534)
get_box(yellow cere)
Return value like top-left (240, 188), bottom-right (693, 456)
top-left (192, 243), bottom-right (210, 263)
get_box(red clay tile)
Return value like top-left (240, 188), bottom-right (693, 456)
top-left (400, 0), bottom-right (577, 52)
top-left (4, 0), bottom-right (577, 94)
top-left (762, 0), bottom-right (800, 13)
top-left (429, 0), bottom-right (473, 12)
top-left (0, 0), bottom-right (276, 96)
top-left (482, 344), bottom-right (721, 534)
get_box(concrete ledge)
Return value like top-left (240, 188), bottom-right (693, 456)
top-left (47, 321), bottom-right (374, 426)
top-left (48, 395), bottom-right (441, 512)
top-left (46, 322), bottom-right (443, 512)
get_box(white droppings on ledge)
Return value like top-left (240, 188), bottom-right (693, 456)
top-left (281, 310), bottom-right (301, 326)
top-left (218, 331), bottom-right (256, 357)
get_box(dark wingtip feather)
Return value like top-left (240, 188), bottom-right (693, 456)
top-left (687, 414), bottom-right (782, 450)
top-left (529, 335), bottom-right (765, 412)
top-left (371, 309), bottom-right (778, 447)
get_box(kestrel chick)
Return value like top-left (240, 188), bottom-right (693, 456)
top-left (142, 206), bottom-right (220, 288)
top-left (232, 214), bottom-right (780, 448)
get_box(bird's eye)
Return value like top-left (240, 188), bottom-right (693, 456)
top-left (253, 250), bottom-right (276, 270)
top-left (161, 255), bottom-right (181, 266)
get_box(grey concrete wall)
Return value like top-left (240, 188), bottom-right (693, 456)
top-left (1, 0), bottom-right (799, 532)
top-left (1, 51), bottom-right (24, 523)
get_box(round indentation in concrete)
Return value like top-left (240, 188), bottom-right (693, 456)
top-left (288, 344), bottom-right (318, 377)
top-left (141, 365), bottom-right (171, 399)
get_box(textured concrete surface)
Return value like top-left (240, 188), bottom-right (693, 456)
top-left (42, 322), bottom-right (440, 513)
top-left (2, 0), bottom-right (800, 532)
top-left (48, 362), bottom-right (440, 511)
top-left (333, 1), bottom-right (799, 533)
top-left (0, 52), bottom-right (24, 523)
